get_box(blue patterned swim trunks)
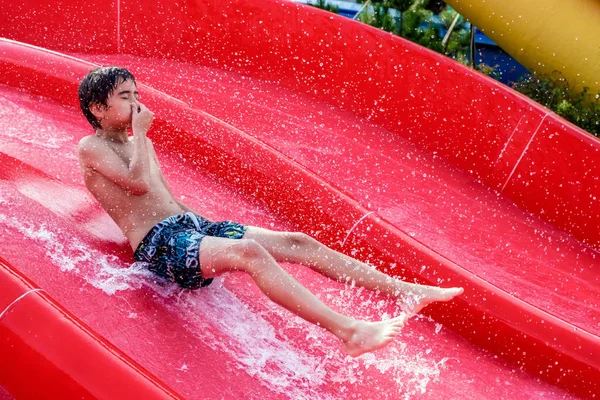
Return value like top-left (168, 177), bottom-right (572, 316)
top-left (133, 212), bottom-right (248, 289)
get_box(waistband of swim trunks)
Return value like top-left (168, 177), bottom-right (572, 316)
top-left (133, 212), bottom-right (198, 258)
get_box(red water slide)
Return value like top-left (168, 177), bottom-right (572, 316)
top-left (0, 0), bottom-right (598, 399)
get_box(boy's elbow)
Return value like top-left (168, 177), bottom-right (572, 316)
top-left (130, 188), bottom-right (149, 196)
top-left (129, 181), bottom-right (150, 196)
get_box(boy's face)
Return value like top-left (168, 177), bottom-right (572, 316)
top-left (91, 79), bottom-right (140, 131)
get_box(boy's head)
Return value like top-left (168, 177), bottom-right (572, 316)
top-left (78, 66), bottom-right (139, 131)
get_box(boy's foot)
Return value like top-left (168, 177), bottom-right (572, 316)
top-left (404, 287), bottom-right (464, 314)
top-left (341, 313), bottom-right (408, 357)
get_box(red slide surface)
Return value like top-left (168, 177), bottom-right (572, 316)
top-left (0, 0), bottom-right (598, 399)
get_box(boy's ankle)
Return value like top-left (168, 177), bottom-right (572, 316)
top-left (333, 319), bottom-right (358, 343)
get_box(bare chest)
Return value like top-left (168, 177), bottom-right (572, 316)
top-left (107, 141), bottom-right (134, 165)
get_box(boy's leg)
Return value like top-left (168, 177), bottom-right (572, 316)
top-left (199, 236), bottom-right (408, 357)
top-left (242, 226), bottom-right (463, 313)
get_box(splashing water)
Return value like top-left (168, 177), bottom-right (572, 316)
top-left (0, 202), bottom-right (448, 399)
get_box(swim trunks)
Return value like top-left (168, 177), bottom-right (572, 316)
top-left (133, 212), bottom-right (248, 289)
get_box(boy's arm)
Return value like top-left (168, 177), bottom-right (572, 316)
top-left (146, 140), bottom-right (199, 215)
top-left (78, 102), bottom-right (153, 196)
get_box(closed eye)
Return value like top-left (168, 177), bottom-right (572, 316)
top-left (117, 90), bottom-right (140, 100)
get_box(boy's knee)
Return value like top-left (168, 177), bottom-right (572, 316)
top-left (232, 239), bottom-right (270, 263)
top-left (286, 232), bottom-right (317, 248)
top-left (233, 239), bottom-right (282, 277)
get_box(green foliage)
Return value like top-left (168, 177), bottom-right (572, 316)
top-left (400, 5), bottom-right (434, 42)
top-left (439, 6), bottom-right (465, 29)
top-left (439, 7), bottom-right (471, 63)
top-left (371, 0), bottom-right (413, 12)
top-left (307, 0), bottom-right (339, 14)
top-left (357, 0), bottom-right (471, 64)
top-left (479, 67), bottom-right (600, 137)
top-left (358, 3), bottom-right (401, 35)
top-left (474, 63), bottom-right (502, 81)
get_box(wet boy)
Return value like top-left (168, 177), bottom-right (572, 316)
top-left (77, 66), bottom-right (463, 357)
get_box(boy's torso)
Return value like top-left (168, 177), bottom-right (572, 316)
top-left (79, 135), bottom-right (185, 252)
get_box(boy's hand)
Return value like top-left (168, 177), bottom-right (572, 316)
top-left (131, 102), bottom-right (154, 134)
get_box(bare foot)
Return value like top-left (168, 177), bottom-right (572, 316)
top-left (341, 313), bottom-right (408, 357)
top-left (403, 286), bottom-right (464, 315)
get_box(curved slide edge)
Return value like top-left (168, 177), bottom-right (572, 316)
top-left (0, 40), bottom-right (598, 398)
top-left (0, 257), bottom-right (184, 400)
top-left (1, 0), bottom-right (598, 249)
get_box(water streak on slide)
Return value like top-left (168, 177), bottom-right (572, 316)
top-left (0, 0), bottom-right (598, 399)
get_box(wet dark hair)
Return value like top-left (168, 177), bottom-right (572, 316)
top-left (78, 66), bottom-right (136, 130)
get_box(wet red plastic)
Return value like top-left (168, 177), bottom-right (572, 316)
top-left (0, 258), bottom-right (182, 399)
top-left (0, 0), bottom-right (598, 399)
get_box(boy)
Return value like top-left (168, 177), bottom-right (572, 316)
top-left (77, 66), bottom-right (463, 357)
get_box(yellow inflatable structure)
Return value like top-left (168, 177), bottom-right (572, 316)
top-left (446, 0), bottom-right (600, 97)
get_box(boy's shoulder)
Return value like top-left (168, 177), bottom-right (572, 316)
top-left (77, 135), bottom-right (109, 165)
top-left (78, 134), bottom-right (102, 150)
